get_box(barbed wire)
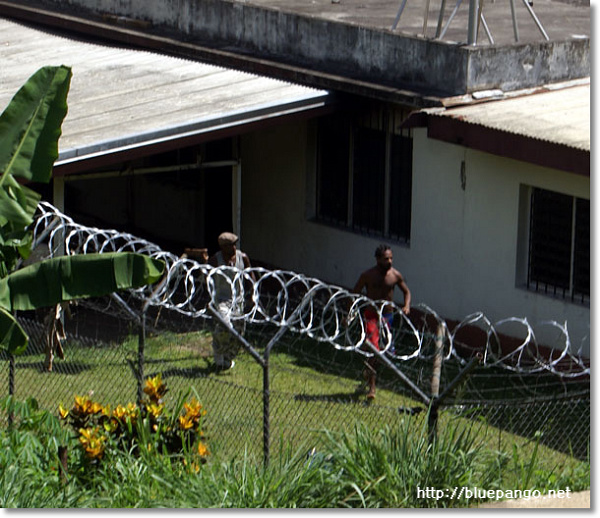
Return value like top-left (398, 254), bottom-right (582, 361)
top-left (32, 201), bottom-right (589, 378)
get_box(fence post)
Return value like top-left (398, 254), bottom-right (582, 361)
top-left (58, 445), bottom-right (69, 484)
top-left (262, 323), bottom-right (291, 467)
top-left (428, 325), bottom-right (444, 441)
top-left (263, 354), bottom-right (270, 467)
top-left (8, 352), bottom-right (15, 427)
top-left (137, 312), bottom-right (146, 404)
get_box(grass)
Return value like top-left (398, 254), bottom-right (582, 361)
top-left (0, 396), bottom-right (590, 508)
top-left (0, 325), bottom-right (590, 507)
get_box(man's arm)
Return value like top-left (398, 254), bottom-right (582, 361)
top-left (397, 273), bottom-right (411, 315)
top-left (241, 252), bottom-right (256, 282)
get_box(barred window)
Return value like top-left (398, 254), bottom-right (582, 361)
top-left (527, 187), bottom-right (590, 304)
top-left (316, 110), bottom-right (412, 243)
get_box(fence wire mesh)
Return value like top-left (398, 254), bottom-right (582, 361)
top-left (2, 301), bottom-right (589, 463)
top-left (0, 202), bottom-right (590, 464)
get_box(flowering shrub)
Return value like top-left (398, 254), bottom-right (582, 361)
top-left (59, 374), bottom-right (208, 467)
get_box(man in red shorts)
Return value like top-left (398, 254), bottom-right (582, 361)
top-left (351, 244), bottom-right (411, 400)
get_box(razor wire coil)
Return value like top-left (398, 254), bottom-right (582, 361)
top-left (33, 201), bottom-right (589, 378)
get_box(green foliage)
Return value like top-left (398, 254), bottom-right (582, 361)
top-left (315, 420), bottom-right (507, 507)
top-left (0, 307), bottom-right (29, 355)
top-left (0, 396), bottom-right (75, 507)
top-left (0, 65), bottom-right (72, 277)
top-left (58, 374), bottom-right (209, 470)
top-left (0, 404), bottom-right (589, 508)
top-left (0, 65), bottom-right (165, 354)
top-left (0, 252), bottom-right (165, 312)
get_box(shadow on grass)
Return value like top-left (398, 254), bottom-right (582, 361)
top-left (293, 391), bottom-right (369, 404)
top-left (293, 392), bottom-right (426, 415)
top-left (144, 358), bottom-right (219, 380)
top-left (16, 360), bottom-right (93, 375)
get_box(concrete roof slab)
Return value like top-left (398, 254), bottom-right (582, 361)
top-left (1, 0), bottom-right (590, 98)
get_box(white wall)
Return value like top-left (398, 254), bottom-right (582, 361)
top-left (410, 129), bottom-right (589, 354)
top-left (240, 123), bottom-right (590, 357)
top-left (240, 122), bottom-right (412, 292)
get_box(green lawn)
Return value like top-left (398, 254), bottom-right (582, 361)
top-left (1, 326), bottom-right (588, 480)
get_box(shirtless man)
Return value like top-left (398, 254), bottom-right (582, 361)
top-left (352, 244), bottom-right (411, 399)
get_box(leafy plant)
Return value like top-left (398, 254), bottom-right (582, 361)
top-left (59, 374), bottom-right (209, 469)
top-left (0, 65), bottom-right (165, 355)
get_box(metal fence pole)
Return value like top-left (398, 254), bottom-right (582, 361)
top-left (137, 312), bottom-right (146, 404)
top-left (8, 352), bottom-right (15, 427)
top-left (262, 323), bottom-right (291, 467)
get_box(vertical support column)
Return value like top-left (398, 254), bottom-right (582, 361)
top-left (53, 176), bottom-right (66, 256)
top-left (509, 0), bottom-right (519, 41)
top-left (467, 0), bottom-right (479, 44)
top-left (383, 131), bottom-right (391, 237)
top-left (53, 175), bottom-right (65, 213)
top-left (232, 161), bottom-right (242, 242)
top-left (435, 0), bottom-right (448, 37)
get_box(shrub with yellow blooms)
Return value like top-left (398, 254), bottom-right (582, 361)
top-left (59, 374), bottom-right (208, 466)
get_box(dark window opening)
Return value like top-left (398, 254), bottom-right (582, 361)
top-left (352, 127), bottom-right (385, 234)
top-left (316, 109), bottom-right (412, 243)
top-left (528, 188), bottom-right (589, 304)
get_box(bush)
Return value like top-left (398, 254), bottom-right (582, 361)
top-left (58, 374), bottom-right (209, 470)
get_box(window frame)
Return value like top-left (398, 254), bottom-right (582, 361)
top-left (523, 186), bottom-right (590, 305)
top-left (314, 107), bottom-right (413, 244)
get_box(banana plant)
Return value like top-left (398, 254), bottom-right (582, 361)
top-left (0, 65), bottom-right (164, 355)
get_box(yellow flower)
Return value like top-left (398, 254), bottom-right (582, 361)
top-left (146, 403), bottom-right (165, 419)
top-left (90, 401), bottom-right (104, 415)
top-left (143, 374), bottom-right (167, 402)
top-left (113, 404), bottom-right (128, 420)
top-left (183, 398), bottom-right (203, 417)
top-left (126, 402), bottom-right (138, 417)
top-left (58, 404), bottom-right (69, 419)
top-left (197, 441), bottom-right (209, 457)
top-left (183, 458), bottom-right (201, 473)
top-left (74, 395), bottom-right (91, 413)
top-left (78, 427), bottom-right (107, 460)
top-left (178, 414), bottom-right (195, 430)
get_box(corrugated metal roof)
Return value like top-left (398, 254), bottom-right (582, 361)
top-left (427, 84), bottom-right (590, 152)
top-left (0, 17), bottom-right (329, 166)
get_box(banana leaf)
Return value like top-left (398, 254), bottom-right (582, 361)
top-left (0, 252), bottom-right (164, 313)
top-left (0, 307), bottom-right (29, 355)
top-left (0, 65), bottom-right (71, 184)
top-left (0, 65), bottom-right (71, 232)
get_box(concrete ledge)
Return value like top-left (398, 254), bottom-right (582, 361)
top-left (13, 0), bottom-right (591, 96)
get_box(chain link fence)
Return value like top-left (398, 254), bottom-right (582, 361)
top-left (0, 300), bottom-right (589, 464)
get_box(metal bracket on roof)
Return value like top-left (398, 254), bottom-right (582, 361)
top-left (392, 0), bottom-right (548, 44)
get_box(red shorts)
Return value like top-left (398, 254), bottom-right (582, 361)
top-left (364, 309), bottom-right (393, 351)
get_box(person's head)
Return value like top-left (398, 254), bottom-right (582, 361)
top-left (375, 244), bottom-right (393, 271)
top-left (218, 232), bottom-right (238, 256)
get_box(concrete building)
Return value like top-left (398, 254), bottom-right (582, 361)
top-left (0, 0), bottom-right (590, 356)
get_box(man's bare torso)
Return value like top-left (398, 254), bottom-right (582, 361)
top-left (361, 266), bottom-right (404, 302)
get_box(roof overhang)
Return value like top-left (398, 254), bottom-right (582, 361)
top-left (0, 17), bottom-right (332, 176)
top-left (404, 83), bottom-right (590, 177)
